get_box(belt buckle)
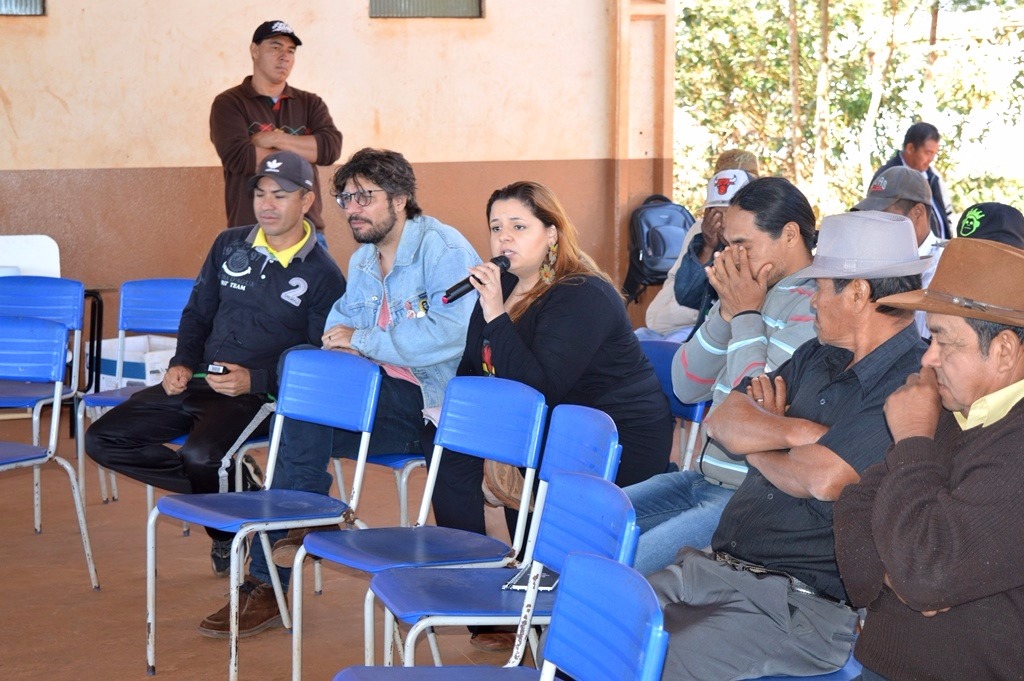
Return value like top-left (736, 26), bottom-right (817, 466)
top-left (716, 551), bottom-right (771, 576)
top-left (788, 577), bottom-right (851, 609)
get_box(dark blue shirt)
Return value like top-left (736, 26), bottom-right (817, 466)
top-left (711, 322), bottom-right (926, 601)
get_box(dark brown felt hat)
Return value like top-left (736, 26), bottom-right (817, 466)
top-left (878, 237), bottom-right (1024, 326)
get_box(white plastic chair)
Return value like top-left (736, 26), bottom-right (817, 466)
top-left (0, 234), bottom-right (61, 277)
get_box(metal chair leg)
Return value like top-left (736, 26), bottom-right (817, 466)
top-left (145, 506), bottom-right (160, 676)
top-left (291, 545), bottom-right (309, 681)
top-left (54, 455), bottom-right (100, 589)
top-left (333, 458), bottom-right (348, 503)
top-left (363, 588), bottom-right (377, 666)
top-left (426, 628), bottom-right (442, 666)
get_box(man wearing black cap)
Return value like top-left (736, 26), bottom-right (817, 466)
top-left (86, 151), bottom-right (345, 577)
top-left (211, 21), bottom-right (342, 243)
top-left (955, 201), bottom-right (1024, 248)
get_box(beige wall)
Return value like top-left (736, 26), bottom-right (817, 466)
top-left (0, 0), bottom-right (675, 327)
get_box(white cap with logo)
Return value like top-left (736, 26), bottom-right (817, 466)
top-left (703, 170), bottom-right (753, 210)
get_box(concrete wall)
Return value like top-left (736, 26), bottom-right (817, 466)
top-left (0, 0), bottom-right (674, 325)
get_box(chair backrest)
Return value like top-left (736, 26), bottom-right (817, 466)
top-left (0, 235), bottom-right (61, 277)
top-left (540, 552), bottom-right (668, 681)
top-left (0, 276), bottom-right (85, 392)
top-left (432, 376), bottom-right (547, 466)
top-left (274, 349), bottom-right (382, 431)
top-left (0, 276), bottom-right (84, 330)
top-left (265, 349), bottom-right (382, 505)
top-left (640, 339), bottom-right (708, 422)
top-left (533, 470), bottom-right (639, 574)
top-left (118, 278), bottom-right (193, 333)
top-left (418, 376), bottom-right (547, 542)
top-left (0, 316), bottom-right (69, 383)
top-left (520, 404), bottom-right (622, 562)
top-left (538, 404), bottom-right (621, 483)
top-left (0, 316), bottom-right (69, 453)
top-left (112, 278), bottom-right (194, 384)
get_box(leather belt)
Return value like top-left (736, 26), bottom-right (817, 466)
top-left (714, 551), bottom-right (852, 609)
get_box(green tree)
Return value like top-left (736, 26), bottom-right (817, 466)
top-left (674, 0), bottom-right (1024, 222)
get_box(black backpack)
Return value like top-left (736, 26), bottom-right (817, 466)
top-left (621, 194), bottom-right (695, 304)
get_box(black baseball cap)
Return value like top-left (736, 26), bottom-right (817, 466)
top-left (956, 203), bottom-right (1024, 249)
top-left (247, 151), bottom-right (315, 193)
top-left (252, 20), bottom-right (302, 46)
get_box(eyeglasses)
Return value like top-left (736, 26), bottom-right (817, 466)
top-left (335, 189), bottom-right (385, 209)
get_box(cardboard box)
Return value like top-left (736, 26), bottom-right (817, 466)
top-left (87, 335), bottom-right (178, 392)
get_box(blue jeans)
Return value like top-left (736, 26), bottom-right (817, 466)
top-left (248, 368), bottom-right (428, 589)
top-left (633, 326), bottom-right (693, 343)
top-left (624, 469), bottom-right (734, 575)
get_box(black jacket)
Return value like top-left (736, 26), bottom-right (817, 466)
top-left (170, 225), bottom-right (346, 396)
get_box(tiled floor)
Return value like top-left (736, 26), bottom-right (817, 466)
top-left (0, 412), bottom-right (513, 680)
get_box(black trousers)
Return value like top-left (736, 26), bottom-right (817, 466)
top-left (85, 379), bottom-right (270, 539)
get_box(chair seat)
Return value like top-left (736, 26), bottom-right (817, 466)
top-left (335, 451), bottom-right (424, 469)
top-left (372, 566), bottom-right (557, 623)
top-left (365, 453), bottom-right (426, 470)
top-left (304, 527), bottom-right (512, 573)
top-left (755, 657), bottom-right (862, 680)
top-left (672, 401), bottom-right (707, 422)
top-left (82, 385), bottom-right (147, 408)
top-left (0, 441), bottom-right (49, 467)
top-left (165, 433), bottom-right (269, 448)
top-left (335, 666), bottom-right (539, 680)
top-left (156, 489), bottom-right (349, 533)
top-left (0, 379), bottom-right (73, 407)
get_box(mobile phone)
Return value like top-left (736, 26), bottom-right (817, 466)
top-left (206, 364), bottom-right (230, 375)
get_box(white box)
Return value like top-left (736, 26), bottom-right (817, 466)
top-left (88, 335), bottom-right (178, 392)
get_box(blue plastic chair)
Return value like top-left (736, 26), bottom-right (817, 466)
top-left (290, 377), bottom-right (547, 677)
top-left (145, 349), bottom-right (384, 681)
top-left (639, 339), bottom-right (710, 470)
top-left (75, 278), bottom-right (193, 503)
top-left (373, 469), bottom-right (640, 668)
top-left (754, 656), bottom-right (863, 680)
top-left (333, 552), bottom-right (668, 681)
top-left (0, 276), bottom-right (85, 433)
top-left (0, 276), bottom-right (86, 533)
top-left (0, 316), bottom-right (99, 589)
top-left (500, 403), bottom-right (623, 569)
top-left (367, 404), bottom-right (624, 669)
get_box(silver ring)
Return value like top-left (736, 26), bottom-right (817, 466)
top-left (756, 398), bottom-right (764, 402)
top-left (482, 280), bottom-right (490, 285)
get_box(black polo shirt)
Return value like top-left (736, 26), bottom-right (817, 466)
top-left (711, 322), bottom-right (926, 601)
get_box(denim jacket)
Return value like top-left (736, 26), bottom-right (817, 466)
top-left (326, 215), bottom-right (481, 409)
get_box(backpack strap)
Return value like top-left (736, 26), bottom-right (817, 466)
top-left (642, 194), bottom-right (673, 206)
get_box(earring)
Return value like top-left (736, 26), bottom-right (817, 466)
top-left (540, 241), bottom-right (558, 284)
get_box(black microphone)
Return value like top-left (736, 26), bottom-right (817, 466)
top-left (442, 256), bottom-right (511, 304)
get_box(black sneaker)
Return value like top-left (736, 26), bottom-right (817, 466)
top-left (239, 454), bottom-right (264, 492)
top-left (211, 538), bottom-right (233, 578)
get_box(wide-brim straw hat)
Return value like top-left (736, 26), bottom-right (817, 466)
top-left (794, 211), bottom-right (933, 279)
top-left (878, 237), bottom-right (1024, 326)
